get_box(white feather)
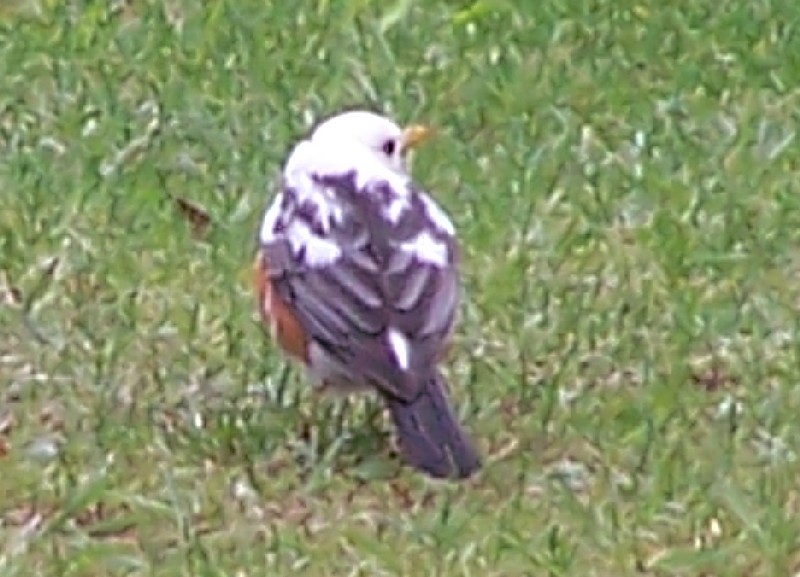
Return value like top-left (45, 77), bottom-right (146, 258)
top-left (387, 328), bottom-right (410, 371)
top-left (420, 194), bottom-right (456, 236)
top-left (384, 195), bottom-right (410, 223)
top-left (400, 230), bottom-right (449, 267)
top-left (316, 186), bottom-right (345, 232)
top-left (286, 219), bottom-right (342, 267)
top-left (259, 192), bottom-right (283, 243)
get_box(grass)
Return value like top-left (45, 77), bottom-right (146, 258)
top-left (2, 0), bottom-right (800, 575)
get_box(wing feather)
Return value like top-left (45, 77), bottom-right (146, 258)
top-left (393, 263), bottom-right (433, 312)
top-left (323, 258), bottom-right (383, 309)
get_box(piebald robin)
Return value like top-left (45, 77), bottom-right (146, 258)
top-left (254, 110), bottom-right (480, 479)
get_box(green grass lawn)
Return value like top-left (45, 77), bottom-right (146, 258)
top-left (2, 0), bottom-right (800, 575)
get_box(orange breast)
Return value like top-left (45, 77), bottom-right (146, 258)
top-left (253, 252), bottom-right (309, 363)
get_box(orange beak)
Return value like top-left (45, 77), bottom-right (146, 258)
top-left (401, 124), bottom-right (433, 152)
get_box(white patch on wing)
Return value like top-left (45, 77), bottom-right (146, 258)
top-left (259, 192), bottom-right (284, 243)
top-left (384, 194), bottom-right (410, 223)
top-left (387, 328), bottom-right (410, 370)
top-left (400, 230), bottom-right (449, 267)
top-left (316, 186), bottom-right (345, 232)
top-left (287, 173), bottom-right (345, 234)
top-left (420, 193), bottom-right (456, 236)
top-left (287, 220), bottom-right (342, 267)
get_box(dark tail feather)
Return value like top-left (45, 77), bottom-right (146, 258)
top-left (384, 371), bottom-right (481, 480)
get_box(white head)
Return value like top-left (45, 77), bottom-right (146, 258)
top-left (310, 110), bottom-right (431, 175)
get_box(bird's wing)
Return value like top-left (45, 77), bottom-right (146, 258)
top-left (258, 170), bottom-right (459, 403)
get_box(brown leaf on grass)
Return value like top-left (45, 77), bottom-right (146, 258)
top-left (0, 269), bottom-right (22, 306)
top-left (4, 503), bottom-right (49, 526)
top-left (263, 454), bottom-right (293, 477)
top-left (0, 411), bottom-right (16, 435)
top-left (500, 396), bottom-right (520, 420)
top-left (172, 195), bottom-right (212, 239)
top-left (39, 403), bottom-right (65, 432)
top-left (73, 502), bottom-right (138, 542)
top-left (0, 410), bottom-right (14, 457)
top-left (389, 482), bottom-right (415, 509)
top-left (7, 501), bottom-right (137, 543)
top-left (265, 495), bottom-right (312, 527)
top-left (691, 363), bottom-right (739, 392)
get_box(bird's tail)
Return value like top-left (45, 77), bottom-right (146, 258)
top-left (384, 371), bottom-right (481, 480)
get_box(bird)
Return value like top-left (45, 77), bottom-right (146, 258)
top-left (254, 110), bottom-right (481, 480)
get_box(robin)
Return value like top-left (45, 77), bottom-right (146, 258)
top-left (254, 110), bottom-right (480, 479)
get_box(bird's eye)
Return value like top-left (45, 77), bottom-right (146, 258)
top-left (381, 139), bottom-right (396, 156)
